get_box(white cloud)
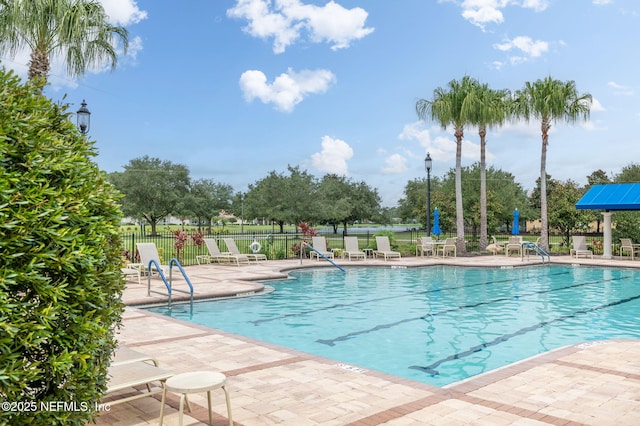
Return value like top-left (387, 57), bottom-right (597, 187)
top-left (310, 136), bottom-right (353, 175)
top-left (592, 0), bottom-right (613, 5)
top-left (398, 122), bottom-right (457, 162)
top-left (99, 0), bottom-right (148, 26)
top-left (227, 0), bottom-right (374, 54)
top-left (381, 154), bottom-right (408, 174)
top-left (458, 0), bottom-right (549, 29)
top-left (239, 67), bottom-right (336, 112)
top-left (493, 36), bottom-right (549, 64)
top-left (607, 81), bottom-right (634, 96)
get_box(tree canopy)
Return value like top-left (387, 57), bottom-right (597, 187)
top-left (109, 156), bottom-right (190, 235)
top-left (0, 0), bottom-right (128, 84)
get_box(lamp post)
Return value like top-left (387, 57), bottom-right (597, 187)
top-left (76, 100), bottom-right (91, 134)
top-left (424, 152), bottom-right (432, 237)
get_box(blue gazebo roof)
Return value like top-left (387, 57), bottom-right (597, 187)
top-left (575, 183), bottom-right (640, 211)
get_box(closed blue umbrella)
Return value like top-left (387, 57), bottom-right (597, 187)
top-left (512, 208), bottom-right (520, 235)
top-left (432, 208), bottom-right (441, 237)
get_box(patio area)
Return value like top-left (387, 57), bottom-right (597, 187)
top-left (99, 255), bottom-right (640, 425)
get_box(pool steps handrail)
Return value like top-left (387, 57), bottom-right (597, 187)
top-left (303, 242), bottom-right (346, 272)
top-left (521, 241), bottom-right (550, 263)
top-left (146, 258), bottom-right (194, 305)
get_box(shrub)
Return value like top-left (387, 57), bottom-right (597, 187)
top-left (0, 69), bottom-right (124, 424)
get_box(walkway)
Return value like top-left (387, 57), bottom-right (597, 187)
top-left (98, 255), bottom-right (640, 425)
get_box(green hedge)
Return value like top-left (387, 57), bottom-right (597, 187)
top-left (0, 69), bottom-right (124, 424)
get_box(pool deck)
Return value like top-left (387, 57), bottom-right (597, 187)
top-left (99, 255), bottom-right (640, 425)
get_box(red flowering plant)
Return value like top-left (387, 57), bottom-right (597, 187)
top-left (173, 229), bottom-right (189, 262)
top-left (292, 222), bottom-right (318, 257)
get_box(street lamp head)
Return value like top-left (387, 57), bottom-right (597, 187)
top-left (424, 152), bottom-right (432, 173)
top-left (76, 100), bottom-right (91, 134)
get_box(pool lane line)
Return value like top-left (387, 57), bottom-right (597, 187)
top-left (250, 268), bottom-right (572, 326)
top-left (316, 273), bottom-right (632, 347)
top-left (409, 289), bottom-right (640, 376)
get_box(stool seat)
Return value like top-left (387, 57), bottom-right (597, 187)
top-left (159, 370), bottom-right (232, 426)
top-left (165, 371), bottom-right (226, 393)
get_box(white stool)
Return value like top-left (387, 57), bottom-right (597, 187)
top-left (159, 371), bottom-right (232, 426)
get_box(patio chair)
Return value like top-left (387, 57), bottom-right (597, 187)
top-left (373, 236), bottom-right (401, 260)
top-left (106, 347), bottom-right (173, 406)
top-left (505, 236), bottom-right (522, 257)
top-left (198, 238), bottom-right (250, 266)
top-left (416, 236), bottom-right (435, 257)
top-left (223, 238), bottom-right (267, 262)
top-left (310, 236), bottom-right (334, 261)
top-left (136, 243), bottom-right (168, 276)
top-left (344, 236), bottom-right (366, 260)
top-left (570, 236), bottom-right (593, 259)
top-left (619, 238), bottom-right (640, 260)
top-left (437, 237), bottom-right (456, 258)
top-left (486, 236), bottom-right (504, 255)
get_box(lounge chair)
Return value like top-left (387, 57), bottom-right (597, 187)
top-left (344, 236), bottom-right (366, 260)
top-left (505, 236), bottom-right (522, 257)
top-left (223, 238), bottom-right (267, 262)
top-left (619, 238), bottom-right (640, 260)
top-left (198, 238), bottom-right (250, 266)
top-left (570, 236), bottom-right (593, 259)
top-left (486, 236), bottom-right (504, 255)
top-left (105, 347), bottom-right (173, 406)
top-left (437, 237), bottom-right (456, 257)
top-left (310, 236), bottom-right (334, 261)
top-left (136, 243), bottom-right (168, 276)
top-left (416, 236), bottom-right (435, 257)
top-left (373, 236), bottom-right (401, 260)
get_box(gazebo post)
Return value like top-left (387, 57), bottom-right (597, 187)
top-left (602, 211), bottom-right (613, 259)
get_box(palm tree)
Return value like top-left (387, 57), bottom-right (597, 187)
top-left (0, 0), bottom-right (128, 84)
top-left (467, 83), bottom-right (511, 251)
top-left (416, 76), bottom-right (479, 253)
top-left (512, 76), bottom-right (592, 251)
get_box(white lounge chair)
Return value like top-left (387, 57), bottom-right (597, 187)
top-left (619, 238), bottom-right (640, 260)
top-left (136, 243), bottom-right (168, 276)
top-left (310, 236), bottom-right (334, 261)
top-left (571, 236), bottom-right (593, 259)
top-left (373, 236), bottom-right (401, 260)
top-left (437, 237), bottom-right (457, 257)
top-left (198, 238), bottom-right (250, 266)
top-left (223, 238), bottom-right (267, 262)
top-left (416, 236), bottom-right (435, 257)
top-left (344, 237), bottom-right (366, 260)
top-left (505, 236), bottom-right (522, 257)
top-left (105, 347), bottom-right (173, 406)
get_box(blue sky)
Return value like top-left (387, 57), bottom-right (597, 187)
top-left (2, 0), bottom-right (639, 206)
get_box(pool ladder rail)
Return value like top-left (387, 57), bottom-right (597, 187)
top-left (146, 258), bottom-right (194, 305)
top-left (521, 241), bottom-right (550, 264)
top-left (302, 242), bottom-right (346, 272)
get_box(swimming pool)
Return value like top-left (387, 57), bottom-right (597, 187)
top-left (148, 265), bottom-right (640, 387)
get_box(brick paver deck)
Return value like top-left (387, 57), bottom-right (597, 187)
top-left (98, 255), bottom-right (640, 425)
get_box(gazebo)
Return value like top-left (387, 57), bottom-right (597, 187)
top-left (575, 183), bottom-right (640, 259)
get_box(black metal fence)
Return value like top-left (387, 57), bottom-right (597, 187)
top-left (120, 228), bottom-right (589, 266)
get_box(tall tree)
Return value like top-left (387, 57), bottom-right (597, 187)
top-left (467, 83), bottom-right (510, 250)
top-left (109, 156), bottom-right (190, 235)
top-left (244, 166), bottom-right (316, 232)
top-left (416, 76), bottom-right (479, 253)
top-left (512, 76), bottom-right (592, 251)
top-left (185, 179), bottom-right (234, 232)
top-left (0, 0), bottom-right (128, 83)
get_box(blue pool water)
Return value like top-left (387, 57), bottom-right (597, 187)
top-left (148, 265), bottom-right (640, 387)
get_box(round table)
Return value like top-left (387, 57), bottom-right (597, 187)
top-left (159, 371), bottom-right (232, 426)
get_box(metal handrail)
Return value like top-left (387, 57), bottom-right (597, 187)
top-left (146, 258), bottom-right (194, 305)
top-left (303, 242), bottom-right (346, 272)
top-left (521, 242), bottom-right (550, 263)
